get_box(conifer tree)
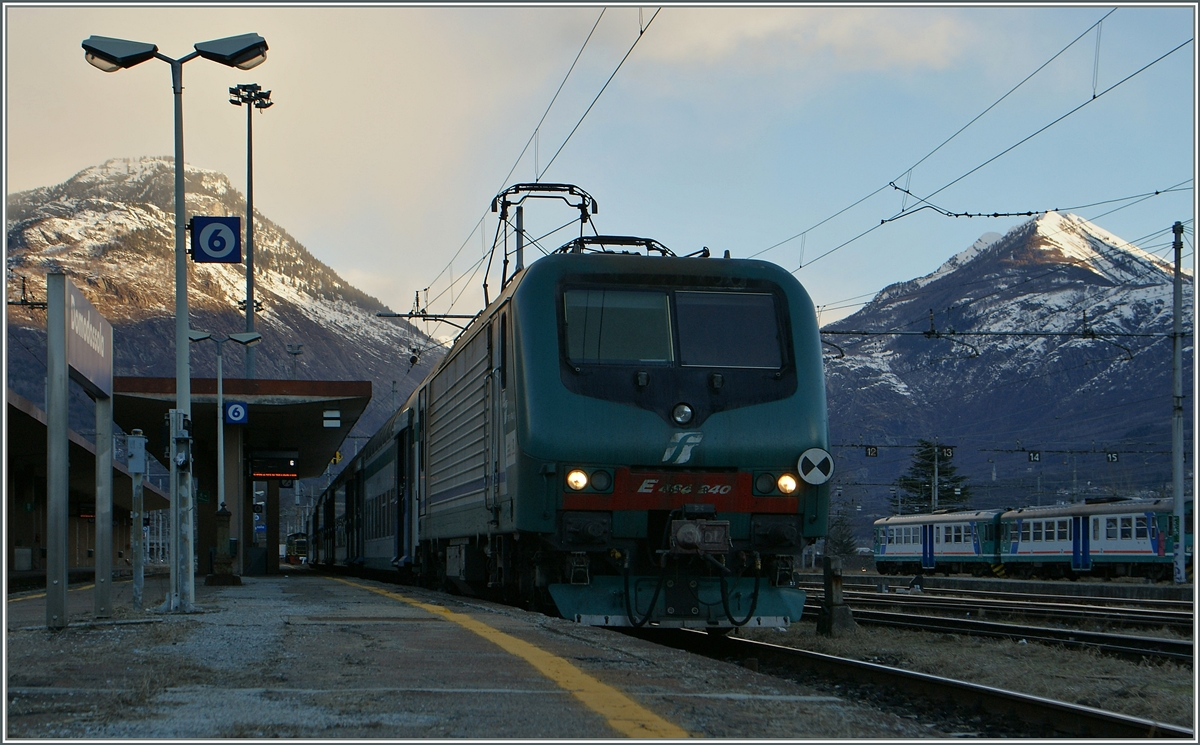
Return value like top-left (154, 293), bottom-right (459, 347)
top-left (892, 439), bottom-right (971, 513)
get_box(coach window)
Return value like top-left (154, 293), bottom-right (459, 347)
top-left (1058, 520), bottom-right (1068, 541)
top-left (935, 526), bottom-right (941, 543)
top-left (1120, 517), bottom-right (1132, 540)
top-left (1021, 521), bottom-right (1030, 542)
top-left (1032, 522), bottom-right (1042, 542)
top-left (1093, 518), bottom-right (1099, 541)
top-left (1106, 518), bottom-right (1117, 540)
top-left (1135, 517), bottom-right (1148, 540)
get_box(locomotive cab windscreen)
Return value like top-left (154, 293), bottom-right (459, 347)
top-left (562, 287), bottom-right (786, 368)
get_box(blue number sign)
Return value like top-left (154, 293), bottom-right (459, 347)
top-left (191, 216), bottom-right (242, 263)
top-left (224, 401), bottom-right (249, 425)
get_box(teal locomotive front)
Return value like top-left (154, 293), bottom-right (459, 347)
top-left (433, 251), bottom-right (832, 628)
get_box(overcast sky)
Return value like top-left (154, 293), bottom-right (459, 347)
top-left (5, 4), bottom-right (1196, 329)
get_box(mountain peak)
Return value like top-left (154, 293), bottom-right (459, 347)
top-left (1024, 211), bottom-right (1179, 284)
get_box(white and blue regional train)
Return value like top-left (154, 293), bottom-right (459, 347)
top-left (873, 497), bottom-right (1192, 580)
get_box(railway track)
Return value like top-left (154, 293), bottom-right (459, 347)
top-left (821, 589), bottom-right (1193, 631)
top-left (833, 608), bottom-right (1192, 664)
top-left (655, 630), bottom-right (1193, 738)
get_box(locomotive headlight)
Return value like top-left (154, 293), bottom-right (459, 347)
top-left (755, 473), bottom-right (776, 494)
top-left (777, 474), bottom-right (798, 494)
top-left (672, 403), bottom-right (694, 425)
top-left (566, 469), bottom-right (589, 491)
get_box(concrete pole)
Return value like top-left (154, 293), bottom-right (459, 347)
top-left (94, 394), bottom-right (113, 618)
top-left (128, 429), bottom-right (146, 610)
top-left (244, 100), bottom-right (256, 379)
top-left (932, 440), bottom-right (939, 512)
top-left (166, 410), bottom-right (180, 611)
top-left (1172, 221), bottom-right (1187, 584)
top-left (216, 342), bottom-right (226, 510)
top-left (132, 474), bottom-right (144, 608)
top-left (45, 273), bottom-right (69, 630)
top-left (165, 54), bottom-right (196, 612)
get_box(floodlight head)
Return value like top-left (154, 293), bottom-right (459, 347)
top-left (82, 35), bottom-right (158, 72)
top-left (229, 332), bottom-right (263, 347)
top-left (188, 330), bottom-right (212, 343)
top-left (194, 33), bottom-right (268, 70)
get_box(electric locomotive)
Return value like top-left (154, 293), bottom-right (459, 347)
top-left (309, 184), bottom-right (833, 630)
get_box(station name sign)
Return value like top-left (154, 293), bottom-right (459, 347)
top-left (65, 279), bottom-right (113, 399)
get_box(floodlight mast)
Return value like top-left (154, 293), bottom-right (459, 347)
top-left (82, 32), bottom-right (268, 612)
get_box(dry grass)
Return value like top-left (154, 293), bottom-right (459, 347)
top-left (736, 623), bottom-right (1195, 728)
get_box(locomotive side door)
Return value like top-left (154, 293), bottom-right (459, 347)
top-left (1071, 515), bottom-right (1091, 570)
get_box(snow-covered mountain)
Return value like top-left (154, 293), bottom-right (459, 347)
top-left (6, 157), bottom-right (440, 447)
top-left (823, 212), bottom-right (1193, 512)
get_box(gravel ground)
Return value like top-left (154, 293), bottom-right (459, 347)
top-left (7, 570), bottom-right (961, 739)
top-left (735, 620), bottom-right (1195, 729)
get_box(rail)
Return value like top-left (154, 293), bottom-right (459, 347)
top-left (661, 630), bottom-right (1193, 738)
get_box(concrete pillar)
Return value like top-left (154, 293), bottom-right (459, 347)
top-left (227, 426), bottom-right (243, 575)
top-left (817, 555), bottom-right (857, 636)
top-left (266, 480), bottom-right (280, 574)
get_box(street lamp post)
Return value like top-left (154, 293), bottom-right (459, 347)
top-left (83, 32), bottom-right (268, 612)
top-left (189, 330), bottom-right (261, 514)
top-left (229, 83), bottom-right (273, 379)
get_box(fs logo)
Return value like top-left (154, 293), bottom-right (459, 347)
top-left (662, 432), bottom-right (704, 464)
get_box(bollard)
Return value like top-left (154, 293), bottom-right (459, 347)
top-left (817, 555), bottom-right (857, 636)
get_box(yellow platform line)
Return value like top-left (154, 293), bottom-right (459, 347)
top-left (7, 583), bottom-right (96, 602)
top-left (333, 577), bottom-right (689, 739)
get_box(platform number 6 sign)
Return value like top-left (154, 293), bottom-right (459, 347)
top-left (190, 216), bottom-right (242, 263)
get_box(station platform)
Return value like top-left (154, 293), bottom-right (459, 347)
top-left (5, 567), bottom-right (936, 739)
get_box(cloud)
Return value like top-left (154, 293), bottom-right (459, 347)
top-left (643, 8), bottom-right (973, 73)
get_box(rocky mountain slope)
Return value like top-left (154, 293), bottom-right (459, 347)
top-left (6, 157), bottom-right (441, 453)
top-left (822, 212), bottom-right (1193, 516)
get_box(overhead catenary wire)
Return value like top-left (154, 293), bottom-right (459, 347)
top-left (417, 9), bottom-right (607, 316)
top-left (750, 7), bottom-right (1119, 261)
top-left (417, 8), bottom-right (657, 341)
top-left (537, 8), bottom-right (661, 180)
top-left (880, 183), bottom-right (1193, 224)
top-left (797, 36), bottom-right (1192, 273)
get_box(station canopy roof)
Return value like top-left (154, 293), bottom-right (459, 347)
top-left (112, 378), bottom-right (372, 480)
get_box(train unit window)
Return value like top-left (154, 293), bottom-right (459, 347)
top-left (563, 289), bottom-right (673, 363)
top-left (935, 526), bottom-right (941, 543)
top-left (1106, 518), bottom-right (1117, 540)
top-left (1033, 522), bottom-right (1042, 542)
top-left (1120, 517), bottom-right (1132, 540)
top-left (1021, 522), bottom-right (1031, 542)
top-left (1057, 520), bottom-right (1068, 541)
top-left (1093, 518), bottom-right (1099, 540)
top-left (675, 292), bottom-right (782, 368)
top-left (1136, 517), bottom-right (1149, 539)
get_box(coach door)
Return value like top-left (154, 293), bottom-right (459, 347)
top-left (921, 524), bottom-right (935, 569)
top-left (1071, 515), bottom-right (1091, 570)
